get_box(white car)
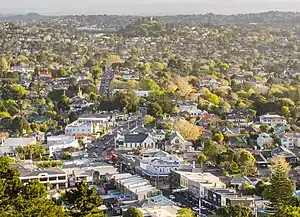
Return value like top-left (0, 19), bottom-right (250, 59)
top-left (169, 195), bottom-right (176, 200)
top-left (192, 207), bottom-right (200, 212)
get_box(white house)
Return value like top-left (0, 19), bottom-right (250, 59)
top-left (142, 150), bottom-right (185, 177)
top-left (178, 103), bottom-right (204, 117)
top-left (65, 122), bottom-right (100, 135)
top-left (278, 133), bottom-right (300, 149)
top-left (115, 133), bottom-right (156, 151)
top-left (199, 79), bottom-right (221, 87)
top-left (135, 90), bottom-right (153, 98)
top-left (256, 133), bottom-right (273, 149)
top-left (0, 137), bottom-right (36, 156)
top-left (259, 114), bottom-right (287, 127)
top-left (165, 131), bottom-right (194, 152)
top-left (46, 136), bottom-right (79, 156)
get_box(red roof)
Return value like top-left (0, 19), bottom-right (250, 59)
top-left (39, 72), bottom-right (52, 78)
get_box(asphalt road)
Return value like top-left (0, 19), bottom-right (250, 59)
top-left (87, 116), bottom-right (142, 158)
top-left (163, 191), bottom-right (212, 217)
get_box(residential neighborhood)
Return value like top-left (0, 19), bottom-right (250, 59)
top-left (0, 10), bottom-right (300, 217)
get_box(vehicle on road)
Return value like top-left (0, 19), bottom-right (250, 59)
top-left (192, 207), bottom-right (200, 212)
top-left (169, 195), bottom-right (176, 200)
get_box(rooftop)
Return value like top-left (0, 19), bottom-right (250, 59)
top-left (11, 163), bottom-right (66, 177)
top-left (0, 137), bottom-right (36, 154)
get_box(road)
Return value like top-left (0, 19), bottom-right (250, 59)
top-left (99, 67), bottom-right (115, 97)
top-left (163, 191), bottom-right (213, 217)
top-left (87, 115), bottom-right (142, 158)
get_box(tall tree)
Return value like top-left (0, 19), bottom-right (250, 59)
top-left (264, 157), bottom-right (295, 206)
top-left (64, 181), bottom-right (103, 216)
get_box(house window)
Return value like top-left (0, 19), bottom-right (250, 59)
top-left (175, 139), bottom-right (179, 144)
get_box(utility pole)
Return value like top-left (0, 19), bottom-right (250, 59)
top-left (199, 181), bottom-right (202, 217)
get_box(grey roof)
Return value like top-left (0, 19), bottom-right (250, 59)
top-left (271, 146), bottom-right (298, 158)
top-left (124, 134), bottom-right (151, 143)
top-left (11, 163), bottom-right (66, 177)
top-left (0, 138), bottom-right (36, 154)
top-left (169, 131), bottom-right (185, 142)
top-left (230, 176), bottom-right (250, 185)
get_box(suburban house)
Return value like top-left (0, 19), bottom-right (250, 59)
top-left (278, 132), bottom-right (300, 149)
top-left (46, 136), bottom-right (79, 157)
top-left (199, 79), bottom-right (221, 87)
top-left (271, 146), bottom-right (298, 166)
top-left (135, 90), bottom-right (153, 98)
top-left (227, 135), bottom-right (248, 148)
top-left (259, 114), bottom-right (287, 127)
top-left (11, 162), bottom-right (68, 189)
top-left (196, 112), bottom-right (214, 128)
top-left (140, 150), bottom-right (185, 177)
top-left (0, 137), bottom-right (36, 156)
top-left (256, 133), bottom-right (274, 149)
top-left (164, 131), bottom-right (194, 152)
top-left (227, 113), bottom-right (248, 127)
top-left (230, 176), bottom-right (260, 189)
top-left (178, 103), bottom-right (204, 117)
top-left (70, 98), bottom-right (94, 111)
top-left (115, 133), bottom-right (156, 151)
top-left (38, 71), bottom-right (52, 79)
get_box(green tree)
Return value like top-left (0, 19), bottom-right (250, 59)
top-left (197, 153), bottom-right (207, 167)
top-left (176, 208), bottom-right (195, 217)
top-left (275, 205), bottom-right (300, 217)
top-left (212, 132), bottom-right (224, 143)
top-left (143, 115), bottom-right (155, 127)
top-left (216, 204), bottom-right (253, 217)
top-left (0, 56), bottom-right (9, 77)
top-left (148, 102), bottom-right (163, 117)
top-left (139, 78), bottom-right (160, 91)
top-left (263, 158), bottom-right (295, 206)
top-left (64, 181), bottom-right (103, 216)
top-left (62, 152), bottom-right (71, 160)
top-left (0, 156), bottom-right (67, 217)
top-left (203, 139), bottom-right (220, 164)
top-left (235, 149), bottom-right (257, 176)
top-left (123, 206), bottom-right (143, 217)
top-left (254, 181), bottom-right (267, 197)
top-left (10, 116), bottom-right (30, 136)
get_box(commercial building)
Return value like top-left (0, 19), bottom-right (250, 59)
top-left (65, 121), bottom-right (100, 135)
top-left (140, 150), bottom-right (185, 177)
top-left (169, 170), bottom-right (256, 212)
top-left (114, 174), bottom-right (160, 200)
top-left (11, 162), bottom-right (68, 189)
top-left (61, 160), bottom-right (118, 186)
top-left (46, 135), bottom-right (79, 156)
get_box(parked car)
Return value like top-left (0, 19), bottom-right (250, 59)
top-left (169, 195), bottom-right (176, 200)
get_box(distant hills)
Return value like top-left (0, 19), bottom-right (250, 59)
top-left (0, 13), bottom-right (51, 21)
